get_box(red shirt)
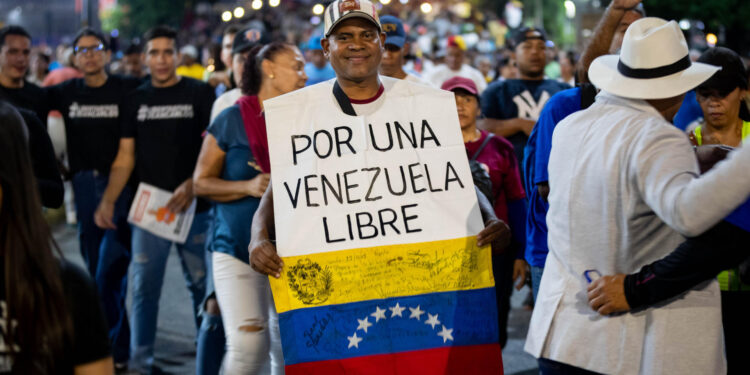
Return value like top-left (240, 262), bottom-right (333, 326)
top-left (464, 130), bottom-right (526, 223)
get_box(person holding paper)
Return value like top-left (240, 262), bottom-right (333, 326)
top-left (193, 41), bottom-right (307, 374)
top-left (94, 25), bottom-right (215, 374)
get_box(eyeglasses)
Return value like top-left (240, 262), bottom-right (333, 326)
top-left (74, 44), bottom-right (105, 55)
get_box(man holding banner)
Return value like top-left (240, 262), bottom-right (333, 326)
top-left (249, 0), bottom-right (510, 373)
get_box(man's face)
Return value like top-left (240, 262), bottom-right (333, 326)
top-left (454, 91), bottom-right (480, 129)
top-left (610, 11), bottom-right (643, 54)
top-left (322, 18), bottom-right (384, 83)
top-left (232, 50), bottom-right (251, 87)
top-left (221, 33), bottom-right (236, 71)
top-left (380, 43), bottom-right (405, 77)
top-left (697, 87), bottom-right (745, 129)
top-left (514, 35), bottom-right (546, 78)
top-left (145, 37), bottom-right (178, 85)
top-left (122, 53), bottom-right (144, 78)
top-left (309, 49), bottom-right (327, 69)
top-left (445, 46), bottom-right (464, 71)
top-left (0, 35), bottom-right (32, 82)
top-left (74, 35), bottom-right (110, 76)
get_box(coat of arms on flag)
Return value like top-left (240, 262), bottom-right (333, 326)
top-left (264, 77), bottom-right (503, 374)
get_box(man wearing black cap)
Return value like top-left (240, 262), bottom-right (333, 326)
top-left (480, 27), bottom-right (569, 181)
top-left (378, 15), bottom-right (424, 84)
top-left (210, 26), bottom-right (269, 122)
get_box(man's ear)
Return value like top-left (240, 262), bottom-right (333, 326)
top-left (321, 37), bottom-right (331, 58)
top-left (379, 32), bottom-right (386, 51)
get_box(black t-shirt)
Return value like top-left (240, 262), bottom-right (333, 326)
top-left (46, 75), bottom-right (142, 175)
top-left (480, 78), bottom-right (570, 178)
top-left (0, 81), bottom-right (49, 127)
top-left (15, 106), bottom-right (64, 208)
top-left (0, 261), bottom-right (110, 374)
top-left (121, 77), bottom-right (215, 211)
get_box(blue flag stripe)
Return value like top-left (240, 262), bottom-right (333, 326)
top-left (278, 287), bottom-right (499, 365)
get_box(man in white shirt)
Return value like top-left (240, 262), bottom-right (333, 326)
top-left (525, 17), bottom-right (750, 375)
top-left (423, 36), bottom-right (486, 93)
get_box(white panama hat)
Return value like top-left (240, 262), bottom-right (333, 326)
top-left (589, 17), bottom-right (720, 100)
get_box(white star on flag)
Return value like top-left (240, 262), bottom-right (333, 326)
top-left (409, 305), bottom-right (425, 320)
top-left (425, 313), bottom-right (441, 329)
top-left (348, 332), bottom-right (363, 349)
top-left (389, 303), bottom-right (406, 318)
top-left (371, 306), bottom-right (387, 322)
top-left (357, 317), bottom-right (373, 333)
top-left (437, 325), bottom-right (454, 343)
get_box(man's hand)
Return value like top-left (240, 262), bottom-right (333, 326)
top-left (249, 238), bottom-right (284, 278)
top-left (94, 200), bottom-right (116, 229)
top-left (513, 259), bottom-right (528, 290)
top-left (166, 179), bottom-right (195, 214)
top-left (611, 0), bottom-right (642, 11)
top-left (587, 274), bottom-right (630, 315)
top-left (477, 218), bottom-right (511, 250)
top-left (246, 173), bottom-right (271, 198)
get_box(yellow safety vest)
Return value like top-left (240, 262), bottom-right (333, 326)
top-left (694, 120), bottom-right (750, 291)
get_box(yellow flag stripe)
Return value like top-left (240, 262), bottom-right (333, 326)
top-left (270, 236), bottom-right (494, 314)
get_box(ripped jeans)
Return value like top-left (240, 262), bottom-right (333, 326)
top-left (129, 211), bottom-right (209, 372)
top-left (213, 252), bottom-right (284, 375)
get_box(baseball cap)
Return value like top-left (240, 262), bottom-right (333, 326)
top-left (441, 76), bottom-right (479, 96)
top-left (510, 26), bottom-right (547, 49)
top-left (232, 27), bottom-right (270, 55)
top-left (180, 45), bottom-right (198, 59)
top-left (380, 15), bottom-right (406, 48)
top-left (307, 35), bottom-right (323, 51)
top-left (697, 47), bottom-right (748, 96)
top-left (696, 47), bottom-right (750, 121)
top-left (323, 0), bottom-right (381, 37)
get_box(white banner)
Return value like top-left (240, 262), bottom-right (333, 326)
top-left (127, 182), bottom-right (196, 244)
top-left (264, 78), bottom-right (483, 257)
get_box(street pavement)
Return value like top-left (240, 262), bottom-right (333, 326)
top-left (54, 223), bottom-right (539, 374)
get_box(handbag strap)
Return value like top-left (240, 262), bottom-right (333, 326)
top-left (333, 80), bottom-right (357, 116)
top-left (471, 133), bottom-right (494, 161)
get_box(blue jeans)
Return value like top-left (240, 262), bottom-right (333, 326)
top-left (531, 265), bottom-right (545, 302)
top-left (72, 170), bottom-right (132, 363)
top-left (130, 211), bottom-right (209, 372)
top-left (196, 245), bottom-right (226, 375)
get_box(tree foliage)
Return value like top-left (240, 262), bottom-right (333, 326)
top-left (102, 0), bottom-right (193, 39)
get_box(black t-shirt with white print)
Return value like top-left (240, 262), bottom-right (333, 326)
top-left (46, 75), bottom-right (143, 175)
top-left (121, 77), bottom-right (215, 211)
top-left (0, 260), bottom-right (110, 374)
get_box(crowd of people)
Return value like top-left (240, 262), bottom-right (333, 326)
top-left (0, 0), bottom-right (749, 374)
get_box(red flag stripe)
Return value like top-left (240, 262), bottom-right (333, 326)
top-left (285, 343), bottom-right (503, 375)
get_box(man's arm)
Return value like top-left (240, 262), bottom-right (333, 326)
top-left (588, 220), bottom-right (750, 315)
top-left (19, 108), bottom-right (64, 208)
top-left (478, 118), bottom-right (535, 137)
top-left (577, 0), bottom-right (642, 84)
top-left (94, 138), bottom-right (135, 229)
top-left (475, 186), bottom-right (511, 250)
top-left (249, 184), bottom-right (284, 277)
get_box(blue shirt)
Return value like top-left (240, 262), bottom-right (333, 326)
top-left (206, 105), bottom-right (262, 263)
top-left (726, 198), bottom-right (750, 232)
top-left (523, 87), bottom-right (582, 267)
top-left (304, 62), bottom-right (336, 86)
top-left (673, 90), bottom-right (702, 131)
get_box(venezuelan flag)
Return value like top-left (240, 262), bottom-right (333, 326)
top-left (270, 236), bottom-right (503, 374)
